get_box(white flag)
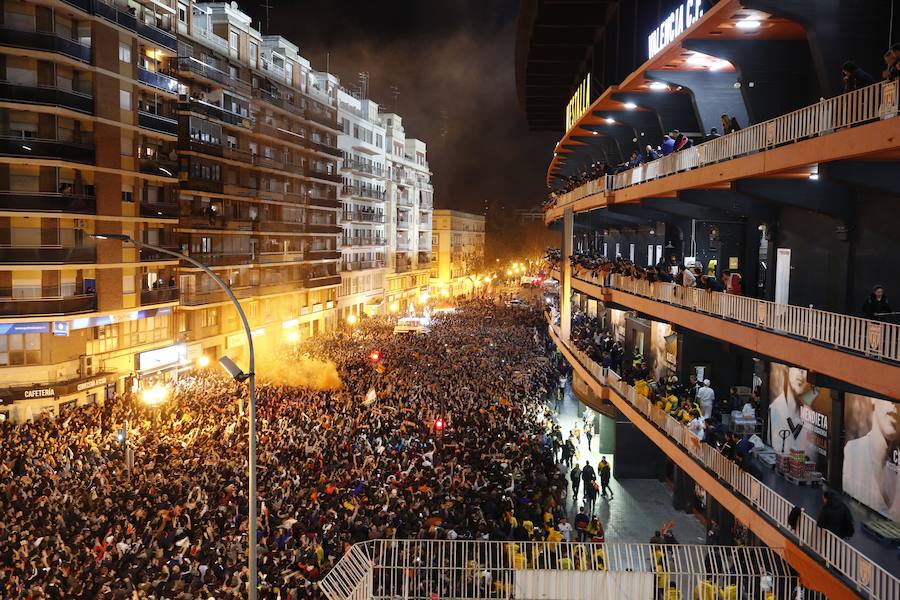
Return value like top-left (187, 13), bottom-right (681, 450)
top-left (363, 388), bottom-right (377, 406)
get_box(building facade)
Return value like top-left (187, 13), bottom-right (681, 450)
top-left (431, 209), bottom-right (485, 297)
top-left (0, 0), bottom-right (435, 420)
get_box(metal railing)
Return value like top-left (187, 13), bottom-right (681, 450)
top-left (319, 539), bottom-right (802, 600)
top-left (554, 79), bottom-right (899, 207)
top-left (547, 323), bottom-right (900, 600)
top-left (577, 271), bottom-right (900, 364)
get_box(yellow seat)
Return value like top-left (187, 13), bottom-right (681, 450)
top-left (721, 585), bottom-right (738, 600)
top-left (694, 580), bottom-right (717, 600)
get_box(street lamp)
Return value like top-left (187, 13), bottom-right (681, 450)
top-left (91, 232), bottom-right (260, 600)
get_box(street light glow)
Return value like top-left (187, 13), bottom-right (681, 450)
top-left (346, 313), bottom-right (358, 326)
top-left (140, 384), bottom-right (169, 406)
top-left (197, 355), bottom-right (210, 368)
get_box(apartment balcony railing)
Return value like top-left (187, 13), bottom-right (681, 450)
top-left (343, 160), bottom-right (387, 178)
top-left (342, 260), bottom-right (384, 271)
top-left (138, 154), bottom-right (178, 177)
top-left (556, 80), bottom-right (900, 211)
top-left (0, 135), bottom-right (94, 164)
top-left (396, 195), bottom-right (413, 208)
top-left (188, 25), bottom-right (229, 55)
top-left (305, 137), bottom-right (342, 158)
top-left (0, 191), bottom-right (95, 214)
top-left (319, 539), bottom-right (800, 600)
top-left (251, 220), bottom-right (305, 233)
top-left (0, 80), bottom-right (93, 114)
top-left (343, 236), bottom-right (385, 247)
top-left (180, 280), bottom-right (303, 305)
top-left (139, 201), bottom-right (179, 218)
top-left (256, 251), bottom-right (304, 264)
top-left (394, 260), bottom-right (412, 273)
top-left (180, 252), bottom-right (253, 267)
top-left (396, 220), bottom-right (410, 229)
top-left (305, 223), bottom-right (342, 234)
top-left (90, 0), bottom-right (176, 51)
top-left (137, 66), bottom-right (178, 94)
top-left (303, 108), bottom-right (340, 131)
top-left (177, 57), bottom-right (250, 95)
top-left (0, 246), bottom-right (96, 263)
top-left (180, 178), bottom-right (223, 194)
top-left (303, 167), bottom-right (341, 184)
top-left (0, 26), bottom-right (91, 62)
top-left (180, 98), bottom-right (251, 128)
top-left (548, 322), bottom-right (900, 600)
top-left (304, 273), bottom-right (342, 288)
top-left (181, 214), bottom-right (253, 231)
top-left (308, 194), bottom-right (341, 209)
top-left (138, 109), bottom-right (178, 137)
top-left (140, 286), bottom-right (179, 305)
top-left (139, 245), bottom-right (180, 262)
top-left (342, 210), bottom-right (385, 223)
top-left (585, 271), bottom-right (900, 364)
top-left (342, 186), bottom-right (385, 201)
top-left (419, 198), bottom-right (433, 210)
top-left (305, 250), bottom-right (340, 261)
top-left (0, 288), bottom-right (96, 316)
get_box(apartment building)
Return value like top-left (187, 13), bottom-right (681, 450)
top-left (431, 209), bottom-right (485, 297)
top-left (0, 0), bottom-right (435, 419)
top-left (382, 113), bottom-right (433, 313)
top-left (0, 0), bottom-right (182, 418)
top-left (336, 89), bottom-right (386, 320)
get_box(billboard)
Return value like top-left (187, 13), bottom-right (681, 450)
top-left (842, 394), bottom-right (900, 522)
top-left (649, 320), bottom-right (678, 381)
top-left (767, 362), bottom-right (831, 474)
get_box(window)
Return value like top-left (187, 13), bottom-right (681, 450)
top-left (0, 333), bottom-right (41, 366)
top-left (118, 42), bottom-right (131, 63)
top-left (123, 275), bottom-right (135, 294)
top-left (249, 41), bottom-right (258, 67)
top-left (178, 3), bottom-right (187, 23)
top-left (122, 185), bottom-right (134, 203)
top-left (229, 30), bottom-right (239, 54)
top-left (119, 89), bottom-right (131, 110)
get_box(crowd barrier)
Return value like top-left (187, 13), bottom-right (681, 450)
top-left (548, 323), bottom-right (900, 600)
top-left (319, 539), bottom-right (802, 600)
top-left (549, 79), bottom-right (899, 209)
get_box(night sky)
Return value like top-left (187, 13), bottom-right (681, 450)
top-left (241, 0), bottom-right (558, 215)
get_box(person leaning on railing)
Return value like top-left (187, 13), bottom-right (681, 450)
top-left (861, 284), bottom-right (892, 319)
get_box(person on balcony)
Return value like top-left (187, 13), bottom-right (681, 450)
top-left (660, 134), bottom-right (676, 156)
top-left (861, 285), bottom-right (892, 319)
top-left (720, 114), bottom-right (742, 134)
top-left (816, 489), bottom-right (855, 539)
top-left (883, 43), bottom-right (900, 81)
top-left (841, 60), bottom-right (875, 92)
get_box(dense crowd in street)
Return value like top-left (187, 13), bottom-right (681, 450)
top-left (0, 300), bottom-right (583, 599)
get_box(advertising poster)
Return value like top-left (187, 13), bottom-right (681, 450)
top-left (608, 308), bottom-right (626, 343)
top-left (842, 394), bottom-right (900, 522)
top-left (767, 363), bottom-right (831, 473)
top-left (649, 320), bottom-right (678, 380)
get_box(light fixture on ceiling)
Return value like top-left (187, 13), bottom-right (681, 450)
top-left (624, 102), bottom-right (637, 110)
top-left (606, 117), bottom-right (615, 124)
top-left (649, 81), bottom-right (668, 91)
top-left (592, 130), bottom-right (599, 135)
top-left (686, 52), bottom-right (708, 66)
top-left (736, 18), bottom-right (761, 29)
top-left (809, 173), bottom-right (819, 181)
top-left (709, 59), bottom-right (730, 71)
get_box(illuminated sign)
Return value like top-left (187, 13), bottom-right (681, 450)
top-left (0, 322), bottom-right (50, 334)
top-left (648, 0), bottom-right (704, 59)
top-left (137, 343), bottom-right (186, 371)
top-left (565, 74), bottom-right (592, 132)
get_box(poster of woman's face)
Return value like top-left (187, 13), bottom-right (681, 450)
top-left (649, 321), bottom-right (676, 381)
top-left (843, 394), bottom-right (900, 522)
top-left (767, 362), bottom-right (831, 473)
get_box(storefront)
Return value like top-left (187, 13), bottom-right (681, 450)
top-left (0, 374), bottom-right (117, 422)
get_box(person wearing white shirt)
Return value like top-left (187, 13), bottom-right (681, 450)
top-left (696, 379), bottom-right (715, 419)
top-left (688, 415), bottom-right (706, 440)
top-left (557, 516), bottom-right (573, 542)
top-left (842, 398), bottom-right (900, 521)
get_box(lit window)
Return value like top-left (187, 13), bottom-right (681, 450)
top-left (119, 89), bottom-right (131, 110)
top-left (118, 42), bottom-right (131, 63)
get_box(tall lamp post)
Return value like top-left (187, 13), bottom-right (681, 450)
top-left (91, 233), bottom-right (259, 600)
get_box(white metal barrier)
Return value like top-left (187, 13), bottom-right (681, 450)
top-left (551, 79), bottom-right (899, 206)
top-left (547, 323), bottom-right (900, 600)
top-left (319, 539), bottom-right (806, 600)
top-left (568, 272), bottom-right (900, 364)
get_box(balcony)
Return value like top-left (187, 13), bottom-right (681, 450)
top-left (251, 219), bottom-right (303, 233)
top-left (303, 166), bottom-right (341, 184)
top-left (548, 323), bottom-right (900, 600)
top-left (140, 286), bottom-right (179, 305)
top-left (303, 108), bottom-right (340, 131)
top-left (138, 154), bottom-right (178, 177)
top-left (394, 260), bottom-right (412, 273)
top-left (305, 223), bottom-right (342, 234)
top-left (0, 135), bottom-right (94, 164)
top-left (137, 66), bottom-right (178, 94)
top-left (0, 81), bottom-right (93, 114)
top-left (139, 201), bottom-right (180, 218)
top-left (0, 26), bottom-right (91, 62)
top-left (305, 250), bottom-right (341, 261)
top-left (342, 186), bottom-right (385, 201)
top-left (0, 246), bottom-right (96, 263)
top-left (182, 252), bottom-right (253, 267)
top-left (342, 260), bottom-right (384, 271)
top-left (182, 214), bottom-right (253, 232)
top-left (396, 220), bottom-right (410, 230)
top-left (342, 210), bottom-right (385, 223)
top-left (0, 290), bottom-right (96, 316)
top-left (91, 0), bottom-right (176, 51)
top-left (304, 274), bottom-right (341, 288)
top-left (304, 138), bottom-right (342, 158)
top-left (308, 195), bottom-right (341, 209)
top-left (0, 191), bottom-right (95, 214)
top-left (180, 179), bottom-right (223, 194)
top-left (177, 57), bottom-right (250, 95)
top-left (417, 251), bottom-right (431, 263)
top-left (139, 245), bottom-right (180, 262)
top-left (343, 236), bottom-right (385, 247)
top-left (343, 160), bottom-right (387, 178)
top-left (138, 110), bottom-right (178, 136)
top-left (397, 195), bottom-right (413, 208)
top-left (180, 98), bottom-right (251, 128)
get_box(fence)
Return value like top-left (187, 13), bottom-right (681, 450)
top-left (319, 539), bottom-right (802, 600)
top-left (553, 79), bottom-right (899, 205)
top-left (570, 272), bottom-right (900, 364)
top-left (547, 324), bottom-right (900, 600)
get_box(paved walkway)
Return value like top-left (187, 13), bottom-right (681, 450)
top-left (551, 381), bottom-right (707, 544)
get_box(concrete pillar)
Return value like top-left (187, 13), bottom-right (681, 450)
top-left (561, 208), bottom-right (573, 341)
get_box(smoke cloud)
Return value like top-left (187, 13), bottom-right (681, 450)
top-left (228, 335), bottom-right (342, 391)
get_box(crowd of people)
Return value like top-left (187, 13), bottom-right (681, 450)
top-left (545, 249), bottom-right (744, 296)
top-left (0, 300), bottom-right (602, 599)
